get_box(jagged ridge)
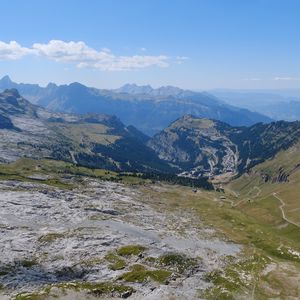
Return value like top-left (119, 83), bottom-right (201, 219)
top-left (0, 76), bottom-right (272, 136)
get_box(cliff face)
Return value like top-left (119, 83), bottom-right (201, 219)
top-left (0, 115), bottom-right (15, 129)
top-left (260, 167), bottom-right (290, 183)
top-left (148, 116), bottom-right (239, 178)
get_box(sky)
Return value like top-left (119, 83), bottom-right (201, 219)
top-left (1, 0), bottom-right (300, 90)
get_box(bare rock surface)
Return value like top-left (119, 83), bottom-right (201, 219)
top-left (0, 178), bottom-right (240, 299)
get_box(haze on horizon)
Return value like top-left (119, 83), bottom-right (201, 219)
top-left (1, 0), bottom-right (300, 90)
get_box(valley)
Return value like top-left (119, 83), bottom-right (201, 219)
top-left (1, 89), bottom-right (299, 180)
top-left (0, 88), bottom-right (300, 299)
top-left (2, 1), bottom-right (300, 299)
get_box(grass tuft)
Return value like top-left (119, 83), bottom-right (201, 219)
top-left (104, 252), bottom-right (127, 270)
top-left (38, 233), bottom-right (65, 243)
top-left (117, 245), bottom-right (146, 256)
top-left (118, 264), bottom-right (171, 284)
top-left (158, 252), bottom-right (198, 273)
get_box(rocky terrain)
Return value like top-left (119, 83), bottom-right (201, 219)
top-left (0, 171), bottom-right (239, 300)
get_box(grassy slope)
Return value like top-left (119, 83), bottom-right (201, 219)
top-left (214, 142), bottom-right (300, 298)
top-left (0, 158), bottom-right (148, 187)
top-left (48, 122), bottom-right (121, 147)
top-left (228, 141), bottom-right (300, 224)
top-left (141, 138), bottom-right (300, 299)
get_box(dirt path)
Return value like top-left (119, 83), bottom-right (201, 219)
top-left (272, 193), bottom-right (300, 228)
top-left (222, 186), bottom-right (262, 208)
top-left (226, 188), bottom-right (300, 228)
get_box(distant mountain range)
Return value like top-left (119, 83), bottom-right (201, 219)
top-left (211, 89), bottom-right (300, 122)
top-left (0, 76), bottom-right (272, 136)
top-left (1, 89), bottom-right (300, 181)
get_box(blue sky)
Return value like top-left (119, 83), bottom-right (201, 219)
top-left (1, 0), bottom-right (300, 89)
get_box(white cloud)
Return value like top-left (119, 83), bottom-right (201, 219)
top-left (33, 40), bottom-right (169, 71)
top-left (176, 56), bottom-right (189, 60)
top-left (273, 77), bottom-right (300, 81)
top-left (83, 54), bottom-right (169, 71)
top-left (175, 56), bottom-right (189, 64)
top-left (243, 78), bottom-right (262, 81)
top-left (32, 40), bottom-right (110, 63)
top-left (0, 41), bottom-right (32, 60)
top-left (244, 77), bottom-right (300, 82)
top-left (101, 47), bottom-right (111, 53)
top-left (0, 40), bottom-right (173, 71)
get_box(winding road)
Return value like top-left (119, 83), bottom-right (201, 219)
top-left (219, 187), bottom-right (300, 229)
top-left (272, 192), bottom-right (300, 228)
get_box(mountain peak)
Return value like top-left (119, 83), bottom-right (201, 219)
top-left (153, 85), bottom-right (184, 96)
top-left (0, 89), bottom-right (38, 118)
top-left (115, 83), bottom-right (187, 97)
top-left (115, 83), bottom-right (154, 95)
top-left (170, 115), bottom-right (216, 130)
top-left (68, 82), bottom-right (87, 89)
top-left (0, 75), bottom-right (12, 84)
top-left (0, 75), bottom-right (12, 82)
top-left (46, 82), bottom-right (57, 89)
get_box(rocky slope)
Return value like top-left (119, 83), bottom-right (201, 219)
top-left (0, 160), bottom-right (240, 299)
top-left (0, 89), bottom-right (171, 173)
top-left (0, 76), bottom-right (272, 136)
top-left (0, 115), bottom-right (15, 130)
top-left (148, 115), bottom-right (300, 179)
